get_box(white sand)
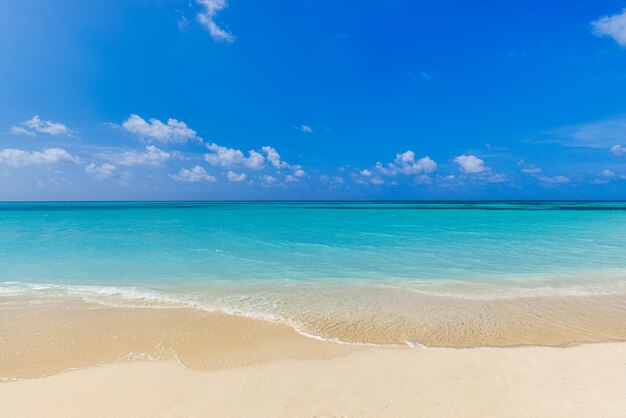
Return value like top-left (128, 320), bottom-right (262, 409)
top-left (2, 342), bottom-right (625, 418)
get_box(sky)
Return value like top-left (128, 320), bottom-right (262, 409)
top-left (1, 0), bottom-right (626, 200)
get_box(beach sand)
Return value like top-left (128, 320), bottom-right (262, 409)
top-left (1, 299), bottom-right (626, 417)
top-left (1, 342), bottom-right (625, 417)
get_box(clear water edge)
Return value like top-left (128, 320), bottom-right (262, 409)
top-left (2, 201), bottom-right (626, 347)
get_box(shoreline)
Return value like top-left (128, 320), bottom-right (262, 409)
top-left (2, 296), bottom-right (626, 416)
top-left (3, 294), bottom-right (626, 380)
top-left (3, 281), bottom-right (626, 350)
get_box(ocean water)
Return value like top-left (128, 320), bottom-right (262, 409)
top-left (2, 201), bottom-right (626, 346)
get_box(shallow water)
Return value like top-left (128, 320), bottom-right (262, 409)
top-left (2, 201), bottom-right (626, 346)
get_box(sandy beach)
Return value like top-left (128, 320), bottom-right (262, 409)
top-left (1, 299), bottom-right (626, 417)
top-left (2, 337), bottom-right (626, 418)
top-left (4, 0), bottom-right (626, 413)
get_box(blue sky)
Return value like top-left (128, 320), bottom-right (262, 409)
top-left (1, 0), bottom-right (626, 200)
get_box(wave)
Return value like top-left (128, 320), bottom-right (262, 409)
top-left (3, 278), bottom-right (626, 348)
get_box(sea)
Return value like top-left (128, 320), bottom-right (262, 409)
top-left (2, 201), bottom-right (626, 346)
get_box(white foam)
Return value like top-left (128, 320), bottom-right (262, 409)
top-left (3, 279), bottom-right (626, 349)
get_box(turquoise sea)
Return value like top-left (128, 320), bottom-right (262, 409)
top-left (2, 201), bottom-right (626, 345)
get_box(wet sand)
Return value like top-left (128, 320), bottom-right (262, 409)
top-left (3, 292), bottom-right (626, 379)
top-left (0, 296), bottom-right (356, 380)
top-left (1, 295), bottom-right (626, 416)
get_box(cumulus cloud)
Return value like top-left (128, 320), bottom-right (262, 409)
top-left (592, 8), bottom-right (626, 46)
top-left (0, 148), bottom-right (79, 167)
top-left (109, 145), bottom-right (172, 166)
top-left (85, 163), bottom-right (116, 180)
top-left (261, 146), bottom-right (289, 169)
top-left (172, 166), bottom-right (217, 183)
top-left (354, 150), bottom-right (436, 186)
top-left (611, 144), bottom-right (626, 155)
top-left (453, 155), bottom-right (487, 174)
top-left (296, 125), bottom-right (313, 133)
top-left (205, 143), bottom-right (265, 169)
top-left (260, 146), bottom-right (306, 177)
top-left (10, 116), bottom-right (70, 137)
top-left (377, 151), bottom-right (437, 176)
top-left (226, 170), bottom-right (246, 182)
top-left (196, 0), bottom-right (234, 42)
top-left (204, 143), bottom-right (305, 183)
top-left (122, 114), bottom-right (200, 143)
top-left (452, 154), bottom-right (507, 183)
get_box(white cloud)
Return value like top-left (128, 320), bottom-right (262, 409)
top-left (592, 8), bottom-right (626, 46)
top-left (480, 172), bottom-right (508, 183)
top-left (196, 0), bottom-right (234, 42)
top-left (521, 165), bottom-right (542, 174)
top-left (296, 125), bottom-right (313, 133)
top-left (110, 145), bottom-right (172, 166)
top-left (453, 155), bottom-right (487, 174)
top-left (261, 146), bottom-right (306, 181)
top-left (260, 146), bottom-right (306, 177)
top-left (85, 163), bottom-right (116, 180)
top-left (600, 169), bottom-right (615, 178)
top-left (9, 126), bottom-right (35, 137)
top-left (205, 143), bottom-right (265, 169)
top-left (226, 170), bottom-right (246, 182)
top-left (535, 175), bottom-right (571, 186)
top-left (352, 170), bottom-right (386, 186)
top-left (10, 116), bottom-right (70, 137)
top-left (355, 150), bottom-right (436, 186)
top-left (452, 154), bottom-right (507, 183)
top-left (261, 174), bottom-right (277, 185)
top-left (0, 148), bottom-right (80, 167)
top-left (204, 143), bottom-right (305, 182)
top-left (261, 146), bottom-right (289, 169)
top-left (611, 144), bottom-right (626, 155)
top-left (592, 169), bottom-right (626, 184)
top-left (378, 151), bottom-right (437, 175)
top-left (122, 114), bottom-right (200, 143)
top-left (519, 162), bottom-right (570, 187)
top-left (172, 166), bottom-right (217, 183)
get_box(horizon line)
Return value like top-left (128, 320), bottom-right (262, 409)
top-left (2, 199), bottom-right (626, 204)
